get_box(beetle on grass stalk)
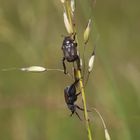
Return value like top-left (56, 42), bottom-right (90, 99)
top-left (64, 78), bottom-right (93, 120)
top-left (64, 78), bottom-right (85, 120)
top-left (62, 33), bottom-right (81, 74)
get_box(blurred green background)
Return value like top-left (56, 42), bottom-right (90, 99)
top-left (0, 0), bottom-right (140, 140)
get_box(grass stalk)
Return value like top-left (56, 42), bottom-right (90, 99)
top-left (77, 70), bottom-right (92, 140)
top-left (63, 1), bottom-right (93, 139)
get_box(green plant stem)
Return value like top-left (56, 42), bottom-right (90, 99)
top-left (77, 70), bottom-right (92, 140)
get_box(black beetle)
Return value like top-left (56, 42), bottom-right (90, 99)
top-left (64, 79), bottom-right (84, 120)
top-left (62, 34), bottom-right (81, 74)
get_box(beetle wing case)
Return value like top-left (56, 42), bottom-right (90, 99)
top-left (62, 36), bottom-right (78, 62)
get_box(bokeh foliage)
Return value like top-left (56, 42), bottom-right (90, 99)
top-left (0, 0), bottom-right (140, 140)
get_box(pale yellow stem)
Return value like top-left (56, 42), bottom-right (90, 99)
top-left (63, 1), bottom-right (93, 139)
top-left (77, 70), bottom-right (92, 140)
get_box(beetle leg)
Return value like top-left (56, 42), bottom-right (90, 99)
top-left (70, 110), bottom-right (81, 120)
top-left (76, 56), bottom-right (81, 71)
top-left (76, 105), bottom-right (91, 112)
top-left (73, 32), bottom-right (76, 40)
top-left (69, 78), bottom-right (80, 91)
top-left (70, 111), bottom-right (74, 116)
top-left (76, 92), bottom-right (81, 97)
top-left (72, 79), bottom-right (80, 86)
top-left (75, 111), bottom-right (82, 120)
top-left (62, 57), bottom-right (67, 74)
top-left (76, 105), bottom-right (84, 111)
top-left (74, 42), bottom-right (77, 47)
